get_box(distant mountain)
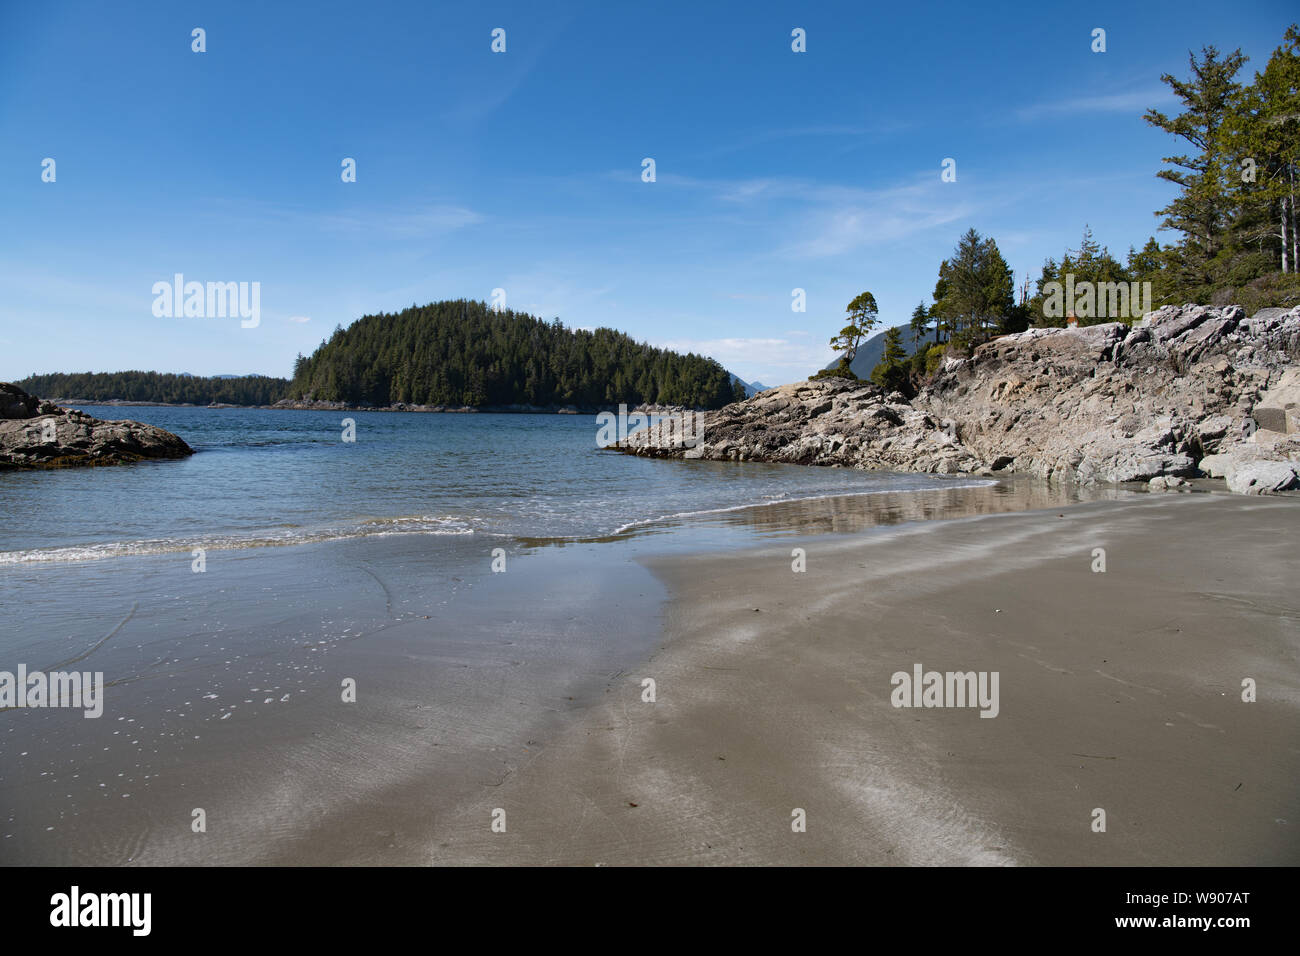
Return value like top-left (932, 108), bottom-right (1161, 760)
top-left (728, 374), bottom-right (771, 398)
top-left (819, 326), bottom-right (929, 379)
top-left (820, 328), bottom-right (888, 379)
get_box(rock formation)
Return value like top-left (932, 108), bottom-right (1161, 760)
top-left (0, 383), bottom-right (194, 469)
top-left (619, 304), bottom-right (1300, 494)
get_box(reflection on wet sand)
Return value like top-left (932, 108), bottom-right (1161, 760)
top-left (517, 475), bottom-right (1146, 549)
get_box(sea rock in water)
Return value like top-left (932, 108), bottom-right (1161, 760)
top-left (0, 383), bottom-right (194, 469)
top-left (618, 304), bottom-right (1300, 495)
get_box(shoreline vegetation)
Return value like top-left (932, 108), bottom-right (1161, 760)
top-left (818, 26), bottom-right (1299, 391)
top-left (16, 300), bottom-right (748, 412)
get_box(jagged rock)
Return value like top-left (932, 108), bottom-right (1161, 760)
top-left (1227, 460), bottom-right (1300, 495)
top-left (619, 304), bottom-right (1300, 495)
top-left (1253, 367), bottom-right (1300, 434)
top-left (0, 383), bottom-right (193, 469)
top-left (1, 382), bottom-right (40, 419)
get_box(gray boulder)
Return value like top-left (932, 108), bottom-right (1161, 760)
top-left (1227, 460), bottom-right (1300, 495)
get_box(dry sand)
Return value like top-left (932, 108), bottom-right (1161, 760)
top-left (432, 493), bottom-right (1300, 865)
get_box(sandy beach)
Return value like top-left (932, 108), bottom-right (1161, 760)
top-left (430, 492), bottom-right (1300, 865)
top-left (4, 485), bottom-right (1297, 866)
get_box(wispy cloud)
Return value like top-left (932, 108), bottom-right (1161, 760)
top-left (313, 205), bottom-right (484, 238)
top-left (1015, 87), bottom-right (1176, 121)
top-left (656, 336), bottom-right (830, 382)
top-left (201, 199), bottom-right (483, 240)
top-left (775, 179), bottom-right (979, 258)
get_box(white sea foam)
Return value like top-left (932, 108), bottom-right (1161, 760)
top-left (0, 515), bottom-right (475, 565)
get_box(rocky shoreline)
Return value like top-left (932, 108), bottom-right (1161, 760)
top-left (39, 397), bottom-right (599, 415)
top-left (41, 397), bottom-right (690, 416)
top-left (0, 384), bottom-right (193, 470)
top-left (619, 304), bottom-right (1300, 495)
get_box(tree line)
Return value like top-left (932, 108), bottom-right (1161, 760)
top-left (821, 23), bottom-right (1299, 390)
top-left (289, 299), bottom-right (746, 409)
top-left (16, 371), bottom-right (289, 405)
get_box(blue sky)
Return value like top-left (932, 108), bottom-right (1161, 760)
top-left (1, 0), bottom-right (1296, 386)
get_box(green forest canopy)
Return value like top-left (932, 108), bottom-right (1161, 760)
top-left (16, 371), bottom-right (288, 406)
top-left (17, 302), bottom-right (747, 409)
top-left (288, 299), bottom-right (745, 409)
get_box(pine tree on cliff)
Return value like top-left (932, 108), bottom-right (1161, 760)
top-left (1220, 24), bottom-right (1300, 274)
top-left (909, 301), bottom-right (931, 350)
top-left (826, 291), bottom-right (879, 375)
top-left (931, 229), bottom-right (1014, 345)
top-left (1144, 44), bottom-right (1248, 287)
top-left (870, 326), bottom-right (910, 393)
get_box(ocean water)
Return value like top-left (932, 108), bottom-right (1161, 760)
top-left (0, 405), bottom-right (994, 564)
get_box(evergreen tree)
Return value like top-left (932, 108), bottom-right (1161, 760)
top-left (931, 229), bottom-right (1014, 345)
top-left (909, 301), bottom-right (931, 350)
top-left (1144, 44), bottom-right (1249, 287)
top-left (827, 291), bottom-right (879, 374)
top-left (870, 326), bottom-right (910, 393)
top-left (1221, 25), bottom-right (1300, 275)
top-left (1028, 226), bottom-right (1133, 326)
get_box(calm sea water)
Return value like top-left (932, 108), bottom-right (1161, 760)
top-left (0, 405), bottom-right (992, 563)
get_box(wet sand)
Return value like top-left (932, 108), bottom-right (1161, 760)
top-left (432, 493), bottom-right (1300, 865)
top-left (0, 534), bottom-right (669, 865)
top-left (4, 484), bottom-right (1297, 865)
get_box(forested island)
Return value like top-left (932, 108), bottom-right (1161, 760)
top-left (286, 300), bottom-right (745, 409)
top-left (17, 302), bottom-right (747, 411)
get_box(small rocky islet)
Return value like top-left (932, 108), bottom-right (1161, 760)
top-left (0, 382), bottom-right (193, 470)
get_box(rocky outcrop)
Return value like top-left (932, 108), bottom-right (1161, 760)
top-left (0, 384), bottom-right (193, 469)
top-left (619, 304), bottom-right (1300, 494)
top-left (1, 382), bottom-right (42, 419)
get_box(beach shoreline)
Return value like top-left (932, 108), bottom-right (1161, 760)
top-left (426, 492), bottom-right (1300, 865)
top-left (3, 485), bottom-right (1296, 865)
